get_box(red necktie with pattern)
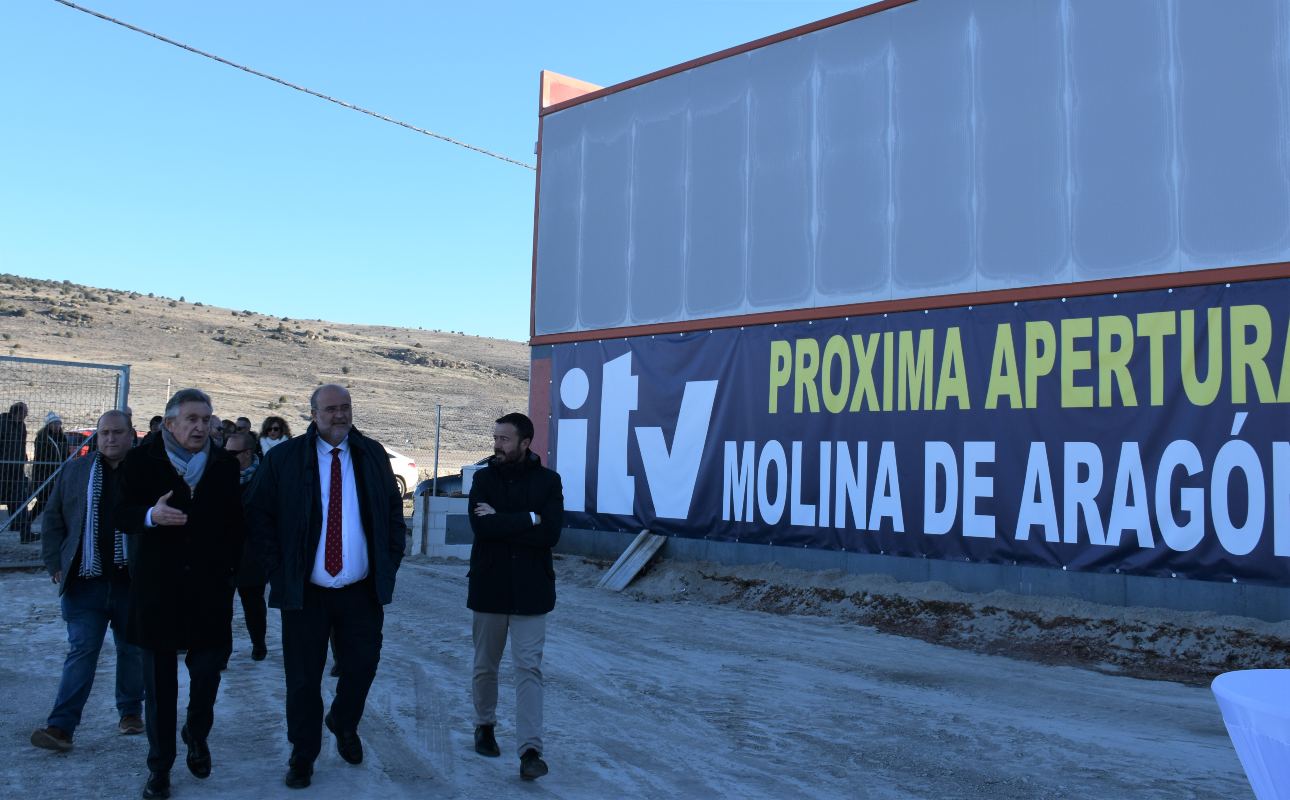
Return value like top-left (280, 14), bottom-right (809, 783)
top-left (325, 447), bottom-right (343, 576)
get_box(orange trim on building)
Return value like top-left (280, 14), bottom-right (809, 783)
top-left (528, 261), bottom-right (1290, 346)
top-left (540, 70), bottom-right (603, 112)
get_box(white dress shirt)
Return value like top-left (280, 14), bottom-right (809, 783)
top-left (311, 436), bottom-right (369, 587)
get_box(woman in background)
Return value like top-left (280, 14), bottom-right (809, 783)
top-left (258, 416), bottom-right (292, 457)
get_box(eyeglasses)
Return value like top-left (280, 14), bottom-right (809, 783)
top-left (266, 426), bottom-right (282, 432)
top-left (226, 448), bottom-right (251, 456)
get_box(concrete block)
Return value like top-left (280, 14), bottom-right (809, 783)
top-left (928, 559), bottom-right (1005, 594)
top-left (844, 552), bottom-right (930, 583)
top-left (549, 527), bottom-right (1290, 621)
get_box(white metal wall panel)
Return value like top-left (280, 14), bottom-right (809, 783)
top-left (533, 0), bottom-right (1290, 336)
top-left (685, 57), bottom-right (749, 318)
top-left (533, 113), bottom-right (581, 334)
top-left (627, 79), bottom-right (688, 324)
top-left (748, 37), bottom-right (815, 308)
top-left (890, 0), bottom-right (976, 298)
top-left (1069, 1), bottom-right (1176, 278)
top-left (1176, 0), bottom-right (1290, 266)
top-left (813, 17), bottom-right (894, 301)
top-left (578, 102), bottom-right (632, 330)
top-left (974, 0), bottom-right (1070, 290)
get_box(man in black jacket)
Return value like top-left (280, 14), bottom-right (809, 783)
top-left (0, 401), bottom-right (32, 540)
top-left (467, 412), bottom-right (563, 781)
top-left (245, 383), bottom-right (405, 790)
top-left (119, 388), bottom-right (246, 799)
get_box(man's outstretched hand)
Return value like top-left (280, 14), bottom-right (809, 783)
top-left (152, 490), bottom-right (188, 526)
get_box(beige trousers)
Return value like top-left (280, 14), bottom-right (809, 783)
top-left (472, 612), bottom-right (547, 756)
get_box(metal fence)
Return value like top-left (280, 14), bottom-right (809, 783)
top-left (0, 356), bottom-right (130, 563)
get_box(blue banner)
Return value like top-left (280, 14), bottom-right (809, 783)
top-left (546, 279), bottom-right (1290, 585)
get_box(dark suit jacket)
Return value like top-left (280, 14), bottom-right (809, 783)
top-left (118, 435), bottom-right (245, 651)
top-left (467, 451), bottom-right (563, 616)
top-left (244, 423), bottom-right (405, 611)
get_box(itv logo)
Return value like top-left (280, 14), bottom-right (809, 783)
top-left (555, 352), bottom-right (718, 520)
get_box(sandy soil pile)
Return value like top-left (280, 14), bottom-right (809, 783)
top-left (578, 557), bottom-right (1290, 686)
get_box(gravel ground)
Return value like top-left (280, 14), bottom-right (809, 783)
top-left (0, 554), bottom-right (1257, 799)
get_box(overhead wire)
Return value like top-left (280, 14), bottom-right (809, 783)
top-left (49, 0), bottom-right (537, 171)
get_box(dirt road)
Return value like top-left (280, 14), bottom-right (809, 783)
top-left (0, 557), bottom-right (1250, 798)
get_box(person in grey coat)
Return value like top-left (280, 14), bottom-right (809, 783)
top-left (31, 410), bottom-right (144, 752)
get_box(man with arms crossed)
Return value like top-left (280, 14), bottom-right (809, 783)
top-left (32, 410), bottom-right (144, 752)
top-left (468, 412), bottom-right (564, 781)
top-left (246, 383), bottom-right (405, 789)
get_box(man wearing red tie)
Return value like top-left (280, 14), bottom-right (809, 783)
top-left (246, 384), bottom-right (406, 789)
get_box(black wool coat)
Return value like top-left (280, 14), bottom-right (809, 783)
top-left (244, 424), bottom-right (405, 611)
top-left (467, 451), bottom-right (564, 616)
top-left (118, 435), bottom-right (246, 651)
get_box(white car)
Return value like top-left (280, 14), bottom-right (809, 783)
top-left (384, 447), bottom-right (418, 498)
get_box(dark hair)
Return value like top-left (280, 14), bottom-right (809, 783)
top-left (225, 432), bottom-right (255, 452)
top-left (260, 416), bottom-right (292, 438)
top-left (149, 415), bottom-right (163, 426)
top-left (164, 388), bottom-right (212, 419)
top-left (496, 412), bottom-right (534, 443)
top-left (97, 409), bottom-right (131, 430)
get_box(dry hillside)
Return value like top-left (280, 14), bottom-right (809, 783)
top-left (0, 273), bottom-right (529, 480)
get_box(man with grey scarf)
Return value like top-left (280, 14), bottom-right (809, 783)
top-left (119, 388), bottom-right (246, 800)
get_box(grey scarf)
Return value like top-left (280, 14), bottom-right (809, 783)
top-left (160, 427), bottom-right (210, 489)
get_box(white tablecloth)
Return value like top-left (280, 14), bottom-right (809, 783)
top-left (1212, 669), bottom-right (1290, 800)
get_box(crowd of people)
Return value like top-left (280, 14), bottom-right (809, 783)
top-left (0, 402), bottom-right (297, 542)
top-left (2, 387), bottom-right (564, 797)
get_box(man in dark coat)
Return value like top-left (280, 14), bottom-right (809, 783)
top-left (0, 401), bottom-right (32, 540)
top-left (119, 388), bottom-right (245, 800)
top-left (467, 412), bottom-right (563, 781)
top-left (245, 383), bottom-right (405, 790)
top-left (226, 431), bottom-right (267, 662)
top-left (31, 410), bottom-right (144, 752)
top-left (32, 411), bottom-right (69, 520)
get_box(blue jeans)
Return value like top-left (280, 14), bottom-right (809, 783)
top-left (47, 577), bottom-right (144, 734)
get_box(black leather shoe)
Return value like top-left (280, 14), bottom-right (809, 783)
top-left (181, 724), bottom-right (211, 778)
top-left (520, 748), bottom-right (548, 781)
top-left (325, 712), bottom-right (363, 765)
top-left (142, 770), bottom-right (170, 798)
top-left (284, 758), bottom-right (313, 789)
top-left (473, 724), bottom-right (500, 757)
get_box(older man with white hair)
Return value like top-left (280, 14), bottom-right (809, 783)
top-left (120, 388), bottom-right (246, 799)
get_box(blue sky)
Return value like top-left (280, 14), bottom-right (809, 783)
top-left (0, 0), bottom-right (866, 341)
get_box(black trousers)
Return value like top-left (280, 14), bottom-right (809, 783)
top-left (233, 584), bottom-right (268, 650)
top-left (281, 581), bottom-right (383, 764)
top-left (141, 647), bottom-right (224, 772)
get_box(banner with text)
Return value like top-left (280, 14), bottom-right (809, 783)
top-left (546, 279), bottom-right (1290, 585)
